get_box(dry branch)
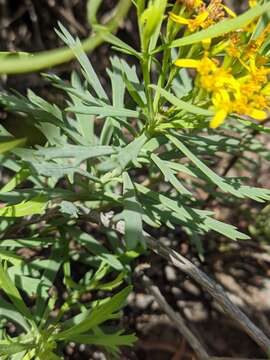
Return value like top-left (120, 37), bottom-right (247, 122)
top-left (146, 236), bottom-right (270, 354)
top-left (86, 211), bottom-right (270, 355)
top-left (141, 273), bottom-right (209, 360)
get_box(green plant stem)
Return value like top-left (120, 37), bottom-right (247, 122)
top-left (141, 54), bottom-right (154, 127)
top-left (153, 47), bottom-right (170, 112)
top-left (137, 1), bottom-right (145, 49)
top-left (153, 3), bottom-right (185, 114)
top-left (0, 0), bottom-right (132, 74)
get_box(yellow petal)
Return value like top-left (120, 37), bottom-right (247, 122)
top-left (202, 38), bottom-right (211, 50)
top-left (195, 0), bottom-right (204, 6)
top-left (249, 109), bottom-right (268, 120)
top-left (222, 5), bottom-right (236, 18)
top-left (262, 83), bottom-right (270, 95)
top-left (169, 13), bottom-right (189, 25)
top-left (249, 0), bottom-right (257, 7)
top-left (195, 11), bottom-right (209, 23)
top-left (210, 109), bottom-right (227, 128)
top-left (174, 59), bottom-right (200, 68)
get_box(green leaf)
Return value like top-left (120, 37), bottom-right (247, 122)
top-left (0, 238), bottom-right (53, 248)
top-left (56, 23), bottom-right (108, 100)
top-left (68, 331), bottom-right (137, 355)
top-left (67, 104), bottom-right (140, 118)
top-left (0, 341), bottom-right (33, 356)
top-left (0, 297), bottom-right (30, 331)
top-left (0, 168), bottom-right (31, 194)
top-left (0, 138), bottom-right (26, 155)
top-left (204, 217), bottom-right (250, 241)
top-left (251, 0), bottom-right (270, 43)
top-left (167, 134), bottom-right (243, 197)
top-left (120, 59), bottom-right (147, 104)
top-left (117, 133), bottom-right (148, 170)
top-left (0, 250), bottom-right (23, 266)
top-left (136, 183), bottom-right (250, 241)
top-left (172, 68), bottom-right (193, 99)
top-left (108, 57), bottom-right (126, 109)
top-left (8, 272), bottom-right (41, 298)
top-left (34, 245), bottom-right (63, 324)
top-left (96, 272), bottom-right (125, 291)
top-left (70, 71), bottom-right (95, 144)
top-left (0, 195), bottom-right (48, 218)
top-left (67, 227), bottom-right (123, 270)
top-left (122, 172), bottom-right (145, 249)
top-left (59, 201), bottom-right (79, 218)
top-left (167, 134), bottom-right (270, 201)
top-left (54, 286), bottom-right (132, 340)
top-left (151, 154), bottom-right (192, 196)
top-left (98, 30), bottom-right (141, 59)
top-left (150, 85), bottom-right (213, 116)
top-left (122, 74), bottom-right (147, 108)
top-left (170, 2), bottom-right (270, 48)
top-left (28, 161), bottom-right (97, 181)
top-left (36, 145), bottom-right (116, 163)
top-left (140, 0), bottom-right (167, 50)
top-left (21, 348), bottom-right (36, 360)
top-left (0, 262), bottom-right (34, 324)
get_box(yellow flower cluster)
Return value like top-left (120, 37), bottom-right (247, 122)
top-left (170, 10), bottom-right (209, 32)
top-left (171, 0), bottom-right (235, 32)
top-left (175, 55), bottom-right (269, 128)
top-left (170, 0), bottom-right (270, 128)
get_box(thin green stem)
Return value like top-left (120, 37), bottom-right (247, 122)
top-left (153, 47), bottom-right (170, 112)
top-left (0, 0), bottom-right (132, 74)
top-left (153, 3), bottom-right (185, 116)
top-left (141, 54), bottom-right (154, 127)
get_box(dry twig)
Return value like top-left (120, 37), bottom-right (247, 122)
top-left (86, 211), bottom-right (270, 355)
top-left (141, 273), bottom-right (209, 360)
top-left (146, 236), bottom-right (270, 354)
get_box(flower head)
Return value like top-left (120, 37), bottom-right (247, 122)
top-left (169, 10), bottom-right (210, 32)
top-left (174, 54), bottom-right (269, 128)
top-left (249, 0), bottom-right (257, 7)
top-left (170, 0), bottom-right (234, 32)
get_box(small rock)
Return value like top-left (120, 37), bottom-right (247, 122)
top-left (93, 351), bottom-right (107, 360)
top-left (135, 293), bottom-right (153, 309)
top-left (165, 265), bottom-right (177, 282)
top-left (171, 286), bottom-right (182, 296)
top-left (183, 279), bottom-right (200, 296)
top-left (178, 301), bottom-right (207, 321)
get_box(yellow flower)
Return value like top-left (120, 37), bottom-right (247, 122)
top-left (244, 57), bottom-right (270, 85)
top-left (249, 0), bottom-right (257, 7)
top-left (174, 58), bottom-right (203, 68)
top-left (262, 83), bottom-right (270, 96)
top-left (222, 5), bottom-right (236, 18)
top-left (210, 109), bottom-right (228, 128)
top-left (210, 90), bottom-right (232, 128)
top-left (170, 1), bottom-right (236, 34)
top-left (174, 54), bottom-right (269, 127)
top-left (169, 10), bottom-right (209, 31)
top-left (175, 56), bottom-right (240, 95)
top-left (175, 56), bottom-right (217, 73)
top-left (244, 23), bottom-right (270, 58)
